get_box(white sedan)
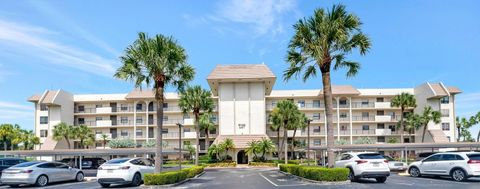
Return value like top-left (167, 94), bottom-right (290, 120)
top-left (97, 158), bottom-right (154, 188)
top-left (383, 155), bottom-right (407, 171)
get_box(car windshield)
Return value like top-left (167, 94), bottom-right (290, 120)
top-left (105, 158), bottom-right (130, 164)
top-left (358, 153), bottom-right (385, 159)
top-left (12, 162), bottom-right (41, 168)
top-left (383, 156), bottom-right (394, 161)
top-left (467, 154), bottom-right (480, 160)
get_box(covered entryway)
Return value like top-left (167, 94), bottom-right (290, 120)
top-left (237, 150), bottom-right (248, 164)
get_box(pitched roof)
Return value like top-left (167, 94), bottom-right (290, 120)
top-left (430, 83), bottom-right (448, 96)
top-left (212, 135), bottom-right (269, 149)
top-left (446, 86), bottom-right (462, 94)
top-left (40, 90), bottom-right (58, 104)
top-left (207, 64), bottom-right (276, 80)
top-left (27, 94), bottom-right (41, 102)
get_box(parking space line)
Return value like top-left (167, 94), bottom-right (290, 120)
top-left (259, 173), bottom-right (308, 187)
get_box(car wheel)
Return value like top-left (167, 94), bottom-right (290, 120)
top-left (451, 169), bottom-right (467, 182)
top-left (131, 173), bottom-right (142, 186)
top-left (100, 183), bottom-right (111, 188)
top-left (348, 169), bottom-right (358, 182)
top-left (35, 175), bottom-right (49, 187)
top-left (376, 177), bottom-right (387, 183)
top-left (409, 167), bottom-right (421, 177)
top-left (76, 172), bottom-right (84, 182)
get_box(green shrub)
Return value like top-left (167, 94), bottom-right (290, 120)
top-left (279, 164), bottom-right (349, 182)
top-left (144, 166), bottom-right (204, 185)
top-left (203, 162), bottom-right (236, 167)
top-left (248, 162), bottom-right (277, 167)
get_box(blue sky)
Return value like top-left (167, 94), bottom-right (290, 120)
top-left (0, 0), bottom-right (479, 136)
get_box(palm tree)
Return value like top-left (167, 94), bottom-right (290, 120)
top-left (391, 92), bottom-right (417, 143)
top-left (269, 112), bottom-right (281, 159)
top-left (207, 144), bottom-right (222, 160)
top-left (115, 32), bottom-right (194, 173)
top-left (419, 106), bottom-right (441, 142)
top-left (476, 112), bottom-right (480, 142)
top-left (269, 100), bottom-right (300, 161)
top-left (14, 130), bottom-right (39, 150)
top-left (258, 138), bottom-right (275, 161)
top-left (179, 85), bottom-right (214, 165)
top-left (199, 113), bottom-right (216, 150)
top-left (290, 112), bottom-right (307, 160)
top-left (10, 125), bottom-right (22, 150)
top-left (283, 4), bottom-right (371, 167)
top-left (0, 124), bottom-right (14, 151)
top-left (220, 138), bottom-right (235, 160)
top-left (75, 125), bottom-right (94, 149)
top-left (52, 122), bottom-right (76, 149)
top-left (100, 134), bottom-right (109, 149)
top-left (245, 140), bottom-right (260, 160)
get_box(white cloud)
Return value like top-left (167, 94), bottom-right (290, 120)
top-left (0, 101), bottom-right (33, 120)
top-left (0, 19), bottom-right (118, 77)
top-left (456, 92), bottom-right (480, 117)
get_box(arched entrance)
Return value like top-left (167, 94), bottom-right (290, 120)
top-left (237, 150), bottom-right (248, 164)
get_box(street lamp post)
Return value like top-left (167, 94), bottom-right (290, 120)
top-left (306, 119), bottom-right (312, 166)
top-left (176, 123), bottom-right (183, 170)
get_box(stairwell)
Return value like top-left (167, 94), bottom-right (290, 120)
top-left (428, 129), bottom-right (450, 143)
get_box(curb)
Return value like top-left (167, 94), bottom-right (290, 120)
top-left (278, 170), bottom-right (351, 185)
top-left (142, 171), bottom-right (205, 188)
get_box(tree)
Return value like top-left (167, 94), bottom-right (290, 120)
top-left (52, 122), bottom-right (76, 149)
top-left (474, 112), bottom-right (480, 142)
top-left (245, 140), bottom-right (261, 161)
top-left (0, 124), bottom-right (15, 151)
top-left (199, 113), bottom-right (216, 150)
top-left (185, 144), bottom-right (196, 160)
top-left (290, 112), bottom-right (307, 160)
top-left (269, 100), bottom-right (301, 161)
top-left (115, 32), bottom-right (195, 173)
top-left (100, 134), bottom-right (110, 149)
top-left (419, 106), bottom-right (441, 143)
top-left (10, 125), bottom-right (22, 150)
top-left (456, 116), bottom-right (476, 142)
top-left (74, 125), bottom-right (94, 149)
top-left (268, 114), bottom-right (281, 159)
top-left (179, 85), bottom-right (214, 165)
top-left (258, 138), bottom-right (275, 161)
top-left (404, 113), bottom-right (422, 142)
top-left (283, 4), bottom-right (371, 167)
top-left (391, 92), bottom-right (417, 143)
top-left (219, 138), bottom-right (235, 160)
top-left (17, 130), bottom-right (40, 150)
top-left (335, 139), bottom-right (349, 145)
top-left (207, 144), bottom-right (223, 160)
top-left (354, 137), bottom-right (374, 144)
top-left (108, 139), bottom-right (136, 148)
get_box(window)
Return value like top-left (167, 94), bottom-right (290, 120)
top-left (163, 103), bottom-right (168, 108)
top-left (95, 104), bottom-right (102, 108)
top-left (40, 104), bottom-right (48, 111)
top-left (440, 96), bottom-right (449, 104)
top-left (183, 114), bottom-right (190, 119)
top-left (78, 118), bottom-right (85, 125)
top-left (376, 98), bottom-right (384, 102)
top-left (136, 129), bottom-right (143, 137)
top-left (184, 128), bottom-right (191, 132)
top-left (121, 117), bottom-right (128, 124)
top-left (340, 154), bottom-right (352, 160)
top-left (37, 163), bottom-right (56, 168)
top-left (120, 130), bottom-right (128, 137)
top-left (271, 100), bottom-right (277, 107)
top-left (210, 115), bottom-right (217, 122)
top-left (377, 136), bottom-right (385, 143)
top-left (136, 117), bottom-right (143, 124)
top-left (442, 123), bottom-right (450, 131)
top-left (339, 99), bottom-right (347, 105)
top-left (340, 112), bottom-right (347, 118)
top-left (441, 109), bottom-right (450, 117)
top-left (313, 126), bottom-right (321, 133)
top-left (358, 153), bottom-right (384, 159)
top-left (362, 125), bottom-right (370, 130)
top-left (377, 123), bottom-right (385, 129)
top-left (78, 105), bottom-right (85, 112)
top-left (377, 110), bottom-right (384, 116)
top-left (120, 104), bottom-right (128, 111)
top-left (96, 117), bottom-right (102, 121)
top-left (55, 163), bottom-right (69, 169)
top-left (361, 100), bottom-right (369, 105)
top-left (340, 125), bottom-right (347, 131)
top-left (423, 154), bottom-right (442, 162)
top-left (362, 112), bottom-right (369, 118)
top-left (297, 100), bottom-right (305, 108)
top-left (95, 130), bottom-right (102, 134)
top-left (389, 125), bottom-right (396, 132)
top-left (312, 113), bottom-right (321, 120)
top-left (313, 100), bottom-right (321, 108)
top-left (441, 154), bottom-right (464, 161)
top-left (313, 139), bottom-right (321, 146)
top-left (162, 128), bottom-right (168, 134)
top-left (163, 116), bottom-right (168, 122)
top-left (40, 116), bottom-right (48, 124)
top-left (136, 103), bottom-right (143, 111)
top-left (40, 130), bottom-right (48, 137)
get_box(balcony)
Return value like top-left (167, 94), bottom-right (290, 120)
top-left (351, 102), bottom-right (374, 108)
top-left (95, 133), bottom-right (112, 140)
top-left (374, 102), bottom-right (391, 109)
top-left (352, 116), bottom-right (375, 122)
top-left (287, 130), bottom-right (302, 137)
top-left (375, 129), bottom-right (392, 135)
top-left (375, 115), bottom-right (393, 122)
top-left (96, 120), bottom-right (112, 127)
top-left (96, 107), bottom-right (112, 114)
top-left (184, 132), bottom-right (197, 139)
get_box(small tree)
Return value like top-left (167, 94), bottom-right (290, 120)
top-left (207, 144), bottom-right (223, 161)
top-left (419, 106), bottom-right (441, 142)
top-left (108, 139), bottom-right (136, 148)
top-left (75, 125), bottom-right (94, 149)
top-left (258, 138), bottom-right (275, 161)
top-left (335, 139), bottom-right (349, 145)
top-left (185, 144), bottom-right (196, 160)
top-left (219, 138), bottom-right (235, 160)
top-left (245, 140), bottom-right (261, 161)
top-left (52, 122), bottom-right (76, 149)
top-left (354, 137), bottom-right (374, 144)
top-left (387, 137), bottom-right (398, 144)
top-left (100, 134), bottom-right (110, 149)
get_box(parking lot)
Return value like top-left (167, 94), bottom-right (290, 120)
top-left (0, 167), bottom-right (478, 189)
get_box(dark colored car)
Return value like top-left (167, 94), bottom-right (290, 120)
top-left (59, 157), bottom-right (106, 169)
top-left (0, 158), bottom-right (28, 177)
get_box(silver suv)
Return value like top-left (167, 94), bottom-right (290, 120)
top-left (408, 152), bottom-right (480, 181)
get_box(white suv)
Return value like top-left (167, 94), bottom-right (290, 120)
top-left (97, 158), bottom-right (154, 188)
top-left (408, 152), bottom-right (480, 182)
top-left (335, 152), bottom-right (390, 183)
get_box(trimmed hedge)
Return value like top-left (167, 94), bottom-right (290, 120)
top-left (279, 164), bottom-right (349, 182)
top-left (248, 162), bottom-right (277, 167)
top-left (203, 162), bottom-right (237, 167)
top-left (144, 166), bottom-right (204, 185)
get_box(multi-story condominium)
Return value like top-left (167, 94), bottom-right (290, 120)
top-left (28, 64), bottom-right (461, 162)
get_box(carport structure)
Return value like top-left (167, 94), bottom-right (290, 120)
top-left (0, 148), bottom-right (189, 169)
top-left (310, 142), bottom-right (480, 165)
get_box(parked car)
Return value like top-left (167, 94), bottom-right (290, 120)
top-left (97, 158), bottom-right (154, 188)
top-left (383, 155), bottom-right (407, 171)
top-left (335, 152), bottom-right (390, 183)
top-left (59, 157), bottom-right (106, 169)
top-left (0, 161), bottom-right (84, 187)
top-left (0, 158), bottom-right (28, 177)
top-left (408, 152), bottom-right (480, 182)
top-left (415, 152), bottom-right (437, 161)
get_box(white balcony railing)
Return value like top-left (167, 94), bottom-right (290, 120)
top-left (184, 132), bottom-right (197, 139)
top-left (374, 102), bottom-right (391, 109)
top-left (375, 115), bottom-right (392, 122)
top-left (96, 120), bottom-right (112, 127)
top-left (96, 107), bottom-right (112, 114)
top-left (375, 129), bottom-right (392, 135)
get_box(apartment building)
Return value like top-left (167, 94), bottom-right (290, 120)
top-left (27, 64), bottom-right (461, 162)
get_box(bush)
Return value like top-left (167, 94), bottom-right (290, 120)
top-left (203, 161), bottom-right (236, 167)
top-left (279, 164), bottom-right (349, 182)
top-left (107, 139), bottom-right (136, 148)
top-left (144, 166), bottom-right (204, 185)
top-left (248, 162), bottom-right (277, 167)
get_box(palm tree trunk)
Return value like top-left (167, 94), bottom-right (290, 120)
top-left (194, 112), bottom-right (200, 166)
top-left (321, 71), bottom-right (335, 168)
top-left (283, 129), bottom-right (288, 161)
top-left (421, 124), bottom-right (427, 143)
top-left (276, 128), bottom-right (280, 160)
top-left (155, 85), bottom-right (165, 173)
top-left (205, 130), bottom-right (210, 150)
top-left (457, 126), bottom-right (461, 142)
top-left (65, 137), bottom-right (71, 149)
top-left (477, 131), bottom-right (480, 142)
top-left (400, 107), bottom-right (404, 144)
top-left (291, 129), bottom-right (297, 160)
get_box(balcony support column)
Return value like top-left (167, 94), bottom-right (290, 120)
top-left (133, 100), bottom-right (137, 145)
top-left (349, 97), bottom-right (353, 144)
top-left (336, 97), bottom-right (340, 141)
top-left (145, 101), bottom-right (150, 142)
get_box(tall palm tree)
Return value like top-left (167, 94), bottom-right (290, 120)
top-left (199, 113), bottom-right (216, 150)
top-left (269, 100), bottom-right (300, 161)
top-left (179, 85), bottom-right (214, 165)
top-left (455, 116), bottom-right (462, 142)
top-left (476, 112), bottom-right (480, 142)
top-left (283, 4), bottom-right (371, 166)
top-left (75, 125), bottom-right (94, 149)
top-left (420, 106), bottom-right (441, 142)
top-left (115, 32), bottom-right (194, 173)
top-left (0, 124), bottom-right (14, 151)
top-left (52, 122), bottom-right (76, 149)
top-left (391, 92), bottom-right (417, 143)
top-left (269, 112), bottom-right (281, 159)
